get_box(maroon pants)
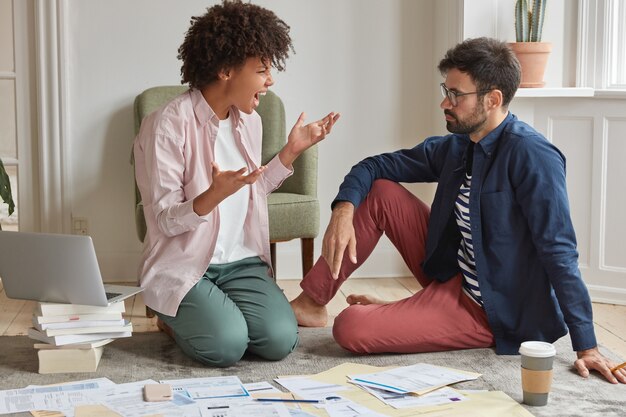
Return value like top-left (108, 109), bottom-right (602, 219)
top-left (301, 180), bottom-right (494, 353)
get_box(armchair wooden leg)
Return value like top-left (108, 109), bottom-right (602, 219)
top-left (301, 238), bottom-right (314, 276)
top-left (270, 242), bottom-right (277, 274)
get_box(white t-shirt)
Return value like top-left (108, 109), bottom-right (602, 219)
top-left (210, 115), bottom-right (259, 264)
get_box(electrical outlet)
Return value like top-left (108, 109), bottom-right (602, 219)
top-left (71, 216), bottom-right (89, 235)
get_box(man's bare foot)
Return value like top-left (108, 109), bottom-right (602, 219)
top-left (290, 292), bottom-right (328, 327)
top-left (346, 293), bottom-right (391, 305)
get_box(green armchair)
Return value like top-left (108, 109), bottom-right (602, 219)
top-left (132, 86), bottom-right (320, 277)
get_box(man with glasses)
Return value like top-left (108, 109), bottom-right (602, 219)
top-left (291, 37), bottom-right (624, 384)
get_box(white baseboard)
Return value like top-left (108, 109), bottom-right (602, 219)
top-left (587, 284), bottom-right (626, 306)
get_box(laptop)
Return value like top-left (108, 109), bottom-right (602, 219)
top-left (0, 231), bottom-right (143, 306)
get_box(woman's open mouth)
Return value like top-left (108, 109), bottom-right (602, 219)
top-left (253, 91), bottom-right (267, 107)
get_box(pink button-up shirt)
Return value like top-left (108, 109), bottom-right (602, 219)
top-left (133, 89), bottom-right (292, 316)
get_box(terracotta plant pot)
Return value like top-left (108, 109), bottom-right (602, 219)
top-left (508, 42), bottom-right (552, 88)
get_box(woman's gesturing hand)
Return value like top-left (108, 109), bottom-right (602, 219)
top-left (193, 162), bottom-right (266, 216)
top-left (279, 112), bottom-right (341, 167)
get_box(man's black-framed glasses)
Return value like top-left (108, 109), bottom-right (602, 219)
top-left (440, 83), bottom-right (492, 107)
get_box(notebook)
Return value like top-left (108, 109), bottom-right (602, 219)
top-left (0, 231), bottom-right (143, 306)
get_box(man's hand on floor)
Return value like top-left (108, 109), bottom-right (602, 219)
top-left (575, 347), bottom-right (626, 384)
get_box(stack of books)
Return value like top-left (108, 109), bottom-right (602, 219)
top-left (27, 301), bottom-right (133, 373)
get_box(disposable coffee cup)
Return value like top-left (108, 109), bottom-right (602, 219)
top-left (519, 341), bottom-right (556, 406)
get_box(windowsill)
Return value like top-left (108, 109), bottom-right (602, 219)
top-left (593, 89), bottom-right (626, 99)
top-left (514, 87), bottom-right (626, 99)
top-left (514, 87), bottom-right (595, 98)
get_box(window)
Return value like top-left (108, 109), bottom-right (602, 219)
top-left (608, 0), bottom-right (626, 87)
top-left (578, 0), bottom-right (626, 89)
top-left (0, 0), bottom-right (18, 231)
top-left (0, 0), bottom-right (37, 231)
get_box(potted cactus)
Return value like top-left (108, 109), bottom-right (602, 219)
top-left (508, 0), bottom-right (551, 87)
top-left (0, 159), bottom-right (15, 230)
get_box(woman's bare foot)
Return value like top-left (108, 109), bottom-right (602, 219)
top-left (156, 317), bottom-right (175, 339)
top-left (346, 293), bottom-right (391, 305)
top-left (290, 292), bottom-right (328, 327)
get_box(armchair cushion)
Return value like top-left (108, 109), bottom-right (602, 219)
top-left (268, 193), bottom-right (319, 241)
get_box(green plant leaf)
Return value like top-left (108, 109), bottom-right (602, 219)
top-left (515, 0), bottom-right (547, 42)
top-left (531, 0), bottom-right (547, 42)
top-left (0, 158), bottom-right (15, 216)
top-left (515, 0), bottom-right (530, 42)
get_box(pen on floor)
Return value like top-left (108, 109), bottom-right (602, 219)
top-left (254, 398), bottom-right (321, 404)
top-left (610, 361), bottom-right (626, 373)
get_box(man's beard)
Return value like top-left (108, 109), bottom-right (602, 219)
top-left (445, 104), bottom-right (487, 135)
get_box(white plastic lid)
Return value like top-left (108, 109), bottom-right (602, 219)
top-left (519, 341), bottom-right (556, 358)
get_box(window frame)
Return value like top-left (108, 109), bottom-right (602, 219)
top-left (577, 0), bottom-right (626, 90)
top-left (0, 0), bottom-right (39, 231)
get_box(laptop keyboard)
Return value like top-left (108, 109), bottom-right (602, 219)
top-left (105, 292), bottom-right (123, 300)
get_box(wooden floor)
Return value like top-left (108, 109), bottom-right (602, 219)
top-left (2, 278), bottom-right (625, 360)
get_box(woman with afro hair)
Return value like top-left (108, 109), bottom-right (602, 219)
top-left (134, 0), bottom-right (339, 367)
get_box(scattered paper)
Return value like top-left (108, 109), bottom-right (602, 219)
top-left (354, 384), bottom-right (468, 409)
top-left (30, 411), bottom-right (65, 417)
top-left (74, 404), bottom-right (123, 417)
top-left (199, 401), bottom-right (290, 417)
top-left (349, 363), bottom-right (480, 395)
top-left (287, 409), bottom-right (318, 417)
top-left (319, 396), bottom-right (387, 417)
top-left (1, 362), bottom-right (533, 417)
top-left (161, 376), bottom-right (248, 400)
top-left (243, 381), bottom-right (281, 394)
top-left (274, 377), bottom-right (349, 400)
top-left (84, 380), bottom-right (185, 417)
top-left (0, 379), bottom-right (113, 414)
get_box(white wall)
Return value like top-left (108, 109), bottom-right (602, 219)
top-left (462, 0), bottom-right (576, 88)
top-left (38, 0), bottom-right (626, 303)
top-left (62, 0), bottom-right (438, 281)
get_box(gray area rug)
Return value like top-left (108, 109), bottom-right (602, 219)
top-left (1, 328), bottom-right (625, 417)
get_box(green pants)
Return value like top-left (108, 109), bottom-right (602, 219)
top-left (157, 257), bottom-right (299, 367)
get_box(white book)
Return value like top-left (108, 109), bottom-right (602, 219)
top-left (34, 338), bottom-right (114, 350)
top-left (32, 312), bottom-right (124, 325)
top-left (36, 301), bottom-right (125, 316)
top-left (41, 322), bottom-right (132, 337)
top-left (33, 318), bottom-right (126, 332)
top-left (38, 346), bottom-right (104, 373)
top-left (28, 327), bottom-right (131, 346)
